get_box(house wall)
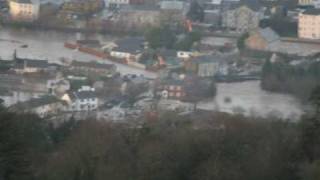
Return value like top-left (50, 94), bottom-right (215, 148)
top-left (222, 6), bottom-right (260, 33)
top-left (198, 62), bottom-right (219, 77)
top-left (299, 0), bottom-right (314, 6)
top-left (162, 85), bottom-right (185, 99)
top-left (184, 60), bottom-right (198, 73)
top-left (9, 0), bottom-right (39, 22)
top-left (298, 13), bottom-right (320, 39)
top-left (74, 98), bottom-right (98, 111)
top-left (62, 94), bottom-right (98, 112)
top-left (110, 51), bottom-right (131, 59)
top-left (118, 11), bottom-right (161, 28)
top-left (106, 0), bottom-right (129, 7)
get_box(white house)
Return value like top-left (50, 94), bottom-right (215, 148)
top-left (61, 86), bottom-right (98, 112)
top-left (177, 51), bottom-right (193, 59)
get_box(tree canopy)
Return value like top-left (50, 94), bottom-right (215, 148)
top-left (187, 1), bottom-right (204, 22)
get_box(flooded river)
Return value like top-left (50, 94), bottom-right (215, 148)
top-left (199, 81), bottom-right (305, 120)
top-left (0, 28), bottom-right (306, 119)
top-left (0, 27), bottom-right (156, 78)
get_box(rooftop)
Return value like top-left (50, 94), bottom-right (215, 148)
top-left (69, 90), bottom-right (97, 100)
top-left (10, 96), bottom-right (61, 110)
top-left (258, 27), bottom-right (280, 43)
top-left (113, 37), bottom-right (145, 54)
top-left (157, 49), bottom-right (177, 58)
top-left (71, 61), bottom-right (116, 70)
top-left (192, 55), bottom-right (220, 64)
top-left (162, 78), bottom-right (184, 86)
top-left (12, 0), bottom-right (32, 4)
top-left (302, 8), bottom-right (320, 15)
top-left (15, 58), bottom-right (49, 69)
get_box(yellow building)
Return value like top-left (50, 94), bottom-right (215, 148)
top-left (298, 9), bottom-right (320, 39)
top-left (9, 0), bottom-right (39, 22)
top-left (61, 0), bottom-right (103, 15)
top-left (299, 0), bottom-right (314, 6)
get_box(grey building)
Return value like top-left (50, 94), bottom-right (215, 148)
top-left (185, 55), bottom-right (220, 78)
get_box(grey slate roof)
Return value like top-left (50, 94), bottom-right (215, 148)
top-left (113, 37), bottom-right (145, 55)
top-left (69, 91), bottom-right (97, 101)
top-left (12, 0), bottom-right (32, 4)
top-left (157, 49), bottom-right (177, 57)
top-left (162, 78), bottom-right (184, 86)
top-left (71, 61), bottom-right (115, 70)
top-left (258, 27), bottom-right (280, 43)
top-left (15, 58), bottom-right (49, 69)
top-left (10, 96), bottom-right (61, 110)
top-left (302, 8), bottom-right (320, 15)
top-left (192, 55), bottom-right (220, 64)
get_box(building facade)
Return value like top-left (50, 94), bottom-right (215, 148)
top-left (61, 86), bottom-right (98, 112)
top-left (61, 0), bottom-right (103, 16)
top-left (298, 9), bottom-right (320, 39)
top-left (9, 0), bottom-right (40, 22)
top-left (116, 5), bottom-right (161, 29)
top-left (70, 61), bottom-right (117, 77)
top-left (298, 0), bottom-right (320, 7)
top-left (222, 5), bottom-right (260, 33)
top-left (184, 55), bottom-right (220, 78)
top-left (158, 79), bottom-right (186, 100)
top-left (105, 0), bottom-right (143, 8)
top-left (299, 0), bottom-right (314, 6)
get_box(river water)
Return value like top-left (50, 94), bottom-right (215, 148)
top-left (0, 27), bottom-right (157, 78)
top-left (0, 27), bottom-right (306, 119)
top-left (199, 81), bottom-right (305, 120)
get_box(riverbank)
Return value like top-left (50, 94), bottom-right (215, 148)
top-left (0, 21), bottom-right (143, 36)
